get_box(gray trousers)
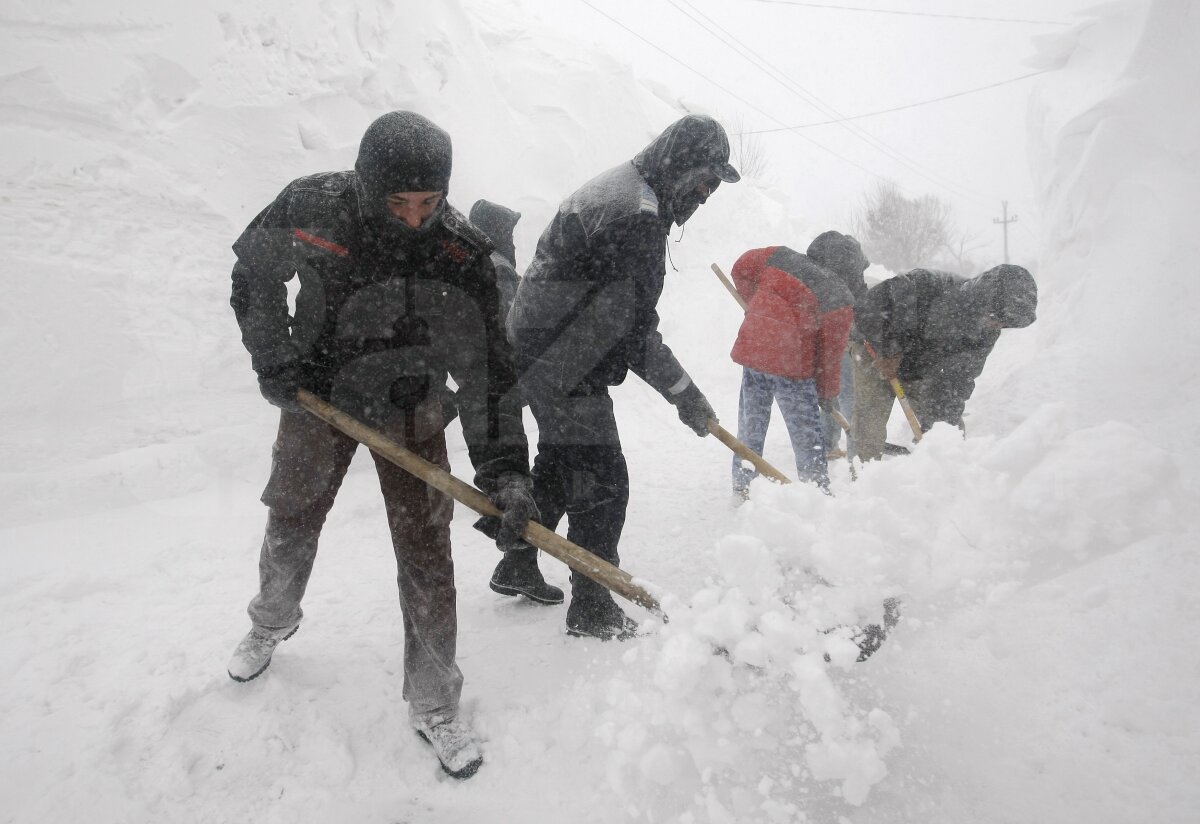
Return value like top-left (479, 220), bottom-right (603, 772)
top-left (850, 342), bottom-right (896, 462)
top-left (851, 342), bottom-right (953, 460)
top-left (247, 409), bottom-right (461, 720)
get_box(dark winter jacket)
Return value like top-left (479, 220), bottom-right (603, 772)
top-left (469, 199), bottom-right (521, 328)
top-left (229, 171), bottom-right (529, 492)
top-left (729, 246), bottom-right (854, 398)
top-left (508, 114), bottom-right (738, 398)
top-left (854, 265), bottom-right (1038, 425)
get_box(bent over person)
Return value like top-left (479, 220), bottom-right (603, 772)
top-left (728, 245), bottom-right (854, 495)
top-left (226, 111), bottom-right (537, 780)
top-left (500, 114), bottom-right (739, 640)
top-left (851, 264), bottom-right (1038, 460)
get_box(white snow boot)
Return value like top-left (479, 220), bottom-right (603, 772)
top-left (226, 622), bottom-right (299, 682)
top-left (413, 715), bottom-right (483, 779)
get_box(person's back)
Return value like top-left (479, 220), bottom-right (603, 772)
top-left (805, 231), bottom-right (870, 456)
top-left (468, 199), bottom-right (522, 327)
top-left (727, 245), bottom-right (854, 493)
top-left (511, 161), bottom-right (666, 391)
top-left (851, 263), bottom-right (1037, 456)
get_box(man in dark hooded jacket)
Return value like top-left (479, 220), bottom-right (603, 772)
top-left (806, 230), bottom-right (870, 458)
top-left (497, 114), bottom-right (739, 640)
top-left (469, 199), bottom-right (522, 326)
top-left (226, 111), bottom-right (537, 779)
top-left (851, 264), bottom-right (1038, 461)
top-left (464, 199), bottom-right (564, 605)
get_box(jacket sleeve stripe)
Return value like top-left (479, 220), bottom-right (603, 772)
top-left (293, 228), bottom-right (350, 257)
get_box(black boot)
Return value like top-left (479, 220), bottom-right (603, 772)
top-left (489, 548), bottom-right (564, 605)
top-left (566, 592), bottom-right (638, 641)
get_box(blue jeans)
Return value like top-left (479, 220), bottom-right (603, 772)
top-left (732, 367), bottom-right (828, 490)
top-left (820, 350), bottom-right (855, 454)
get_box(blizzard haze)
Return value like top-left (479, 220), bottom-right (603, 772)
top-left (1, 1), bottom-right (1197, 823)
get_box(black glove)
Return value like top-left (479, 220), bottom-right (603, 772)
top-left (485, 474), bottom-right (540, 552)
top-left (257, 362), bottom-right (303, 412)
top-left (670, 381), bottom-right (715, 437)
top-left (818, 397), bottom-right (841, 416)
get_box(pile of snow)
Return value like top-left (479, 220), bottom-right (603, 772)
top-left (558, 0), bottom-right (1200, 820)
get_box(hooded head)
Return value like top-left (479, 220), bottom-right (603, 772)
top-left (966, 264), bottom-right (1038, 329)
top-left (633, 114), bottom-right (740, 226)
top-left (469, 199), bottom-right (521, 265)
top-left (806, 231), bottom-right (870, 299)
top-left (355, 111), bottom-right (452, 234)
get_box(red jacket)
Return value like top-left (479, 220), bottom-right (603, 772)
top-left (729, 246), bottom-right (854, 398)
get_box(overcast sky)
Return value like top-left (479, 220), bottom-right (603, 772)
top-left (511, 0), bottom-right (1110, 269)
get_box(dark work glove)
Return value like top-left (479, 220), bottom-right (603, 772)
top-left (257, 362), bottom-right (303, 412)
top-left (670, 381), bottom-right (715, 437)
top-left (818, 396), bottom-right (841, 416)
top-left (486, 474), bottom-right (540, 552)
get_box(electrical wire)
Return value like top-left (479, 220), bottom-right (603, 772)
top-left (664, 0), bottom-right (998, 202)
top-left (749, 0), bottom-right (1072, 26)
top-left (576, 0), bottom-right (895, 183)
top-left (739, 70), bottom-right (1052, 133)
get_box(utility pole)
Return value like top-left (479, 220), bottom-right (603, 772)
top-left (993, 200), bottom-right (1018, 264)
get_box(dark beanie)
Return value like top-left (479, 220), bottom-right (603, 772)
top-left (807, 231), bottom-right (868, 276)
top-left (807, 230), bottom-right (870, 299)
top-left (355, 112), bottom-right (452, 205)
top-left (469, 199), bottom-right (520, 264)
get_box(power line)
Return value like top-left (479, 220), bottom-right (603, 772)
top-left (739, 70), bottom-right (1051, 134)
top-left (576, 0), bottom-right (894, 183)
top-left (750, 0), bottom-right (1072, 26)
top-left (664, 0), bottom-right (995, 203)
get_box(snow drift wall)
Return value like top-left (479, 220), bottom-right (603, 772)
top-left (1024, 0), bottom-right (1200, 463)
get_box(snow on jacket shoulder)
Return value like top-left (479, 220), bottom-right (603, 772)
top-left (509, 161), bottom-right (689, 397)
top-left (729, 246), bottom-right (854, 398)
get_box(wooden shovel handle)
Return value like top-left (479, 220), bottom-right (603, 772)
top-left (707, 419), bottom-right (793, 485)
top-left (296, 389), bottom-right (664, 616)
top-left (861, 341), bottom-right (924, 442)
top-left (711, 263), bottom-right (748, 311)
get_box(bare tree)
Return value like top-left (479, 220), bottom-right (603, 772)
top-left (934, 229), bottom-right (988, 275)
top-left (726, 115), bottom-right (768, 180)
top-left (852, 180), bottom-right (952, 273)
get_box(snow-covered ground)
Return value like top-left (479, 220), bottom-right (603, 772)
top-left (2, 1), bottom-right (1197, 822)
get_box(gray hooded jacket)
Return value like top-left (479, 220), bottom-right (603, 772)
top-left (508, 115), bottom-right (738, 398)
top-left (854, 265), bottom-right (1037, 424)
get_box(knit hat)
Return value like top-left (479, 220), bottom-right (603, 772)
top-left (807, 231), bottom-right (870, 299)
top-left (469, 199), bottom-right (521, 264)
top-left (355, 111), bottom-right (452, 209)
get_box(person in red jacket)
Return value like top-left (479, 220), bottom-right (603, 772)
top-left (729, 245), bottom-right (854, 495)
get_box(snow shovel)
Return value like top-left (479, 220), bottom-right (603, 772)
top-left (710, 263), bottom-right (853, 436)
top-left (296, 389), bottom-right (665, 618)
top-left (861, 340), bottom-right (924, 443)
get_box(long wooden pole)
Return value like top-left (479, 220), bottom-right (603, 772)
top-left (711, 263), bottom-right (747, 311)
top-left (296, 389), bottom-right (664, 616)
top-left (706, 420), bottom-right (792, 485)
